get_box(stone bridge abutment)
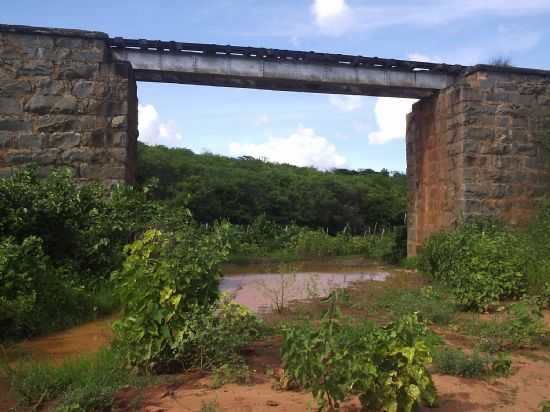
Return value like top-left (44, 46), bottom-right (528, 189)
top-left (2, 24), bottom-right (550, 255)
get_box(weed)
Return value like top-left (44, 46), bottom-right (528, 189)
top-left (3, 348), bottom-right (154, 410)
top-left (460, 302), bottom-right (547, 352)
top-left (375, 285), bottom-right (457, 325)
top-left (433, 347), bottom-right (511, 378)
top-left (200, 399), bottom-right (219, 412)
top-left (211, 362), bottom-right (253, 388)
top-left (258, 263), bottom-right (298, 313)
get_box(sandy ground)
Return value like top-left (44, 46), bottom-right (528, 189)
top-left (3, 265), bottom-right (550, 412)
top-left (120, 337), bottom-right (550, 412)
top-left (123, 356), bottom-right (550, 412)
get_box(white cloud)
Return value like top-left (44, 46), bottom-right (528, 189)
top-left (368, 98), bottom-right (417, 144)
top-left (309, 0), bottom-right (549, 37)
top-left (311, 0), bottom-right (354, 35)
top-left (406, 53), bottom-right (443, 63)
top-left (329, 95), bottom-right (363, 111)
top-left (255, 114), bottom-right (271, 126)
top-left (229, 126), bottom-right (346, 170)
top-left (138, 104), bottom-right (184, 147)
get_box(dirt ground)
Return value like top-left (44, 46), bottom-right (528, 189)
top-left (126, 271), bottom-right (550, 412)
top-left (3, 267), bottom-right (550, 412)
top-left (124, 338), bottom-right (550, 412)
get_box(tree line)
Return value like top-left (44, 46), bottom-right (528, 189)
top-left (137, 143), bottom-right (407, 234)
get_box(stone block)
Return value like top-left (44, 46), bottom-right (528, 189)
top-left (36, 115), bottom-right (77, 133)
top-left (48, 132), bottom-right (81, 148)
top-left (61, 147), bottom-right (93, 162)
top-left (57, 63), bottom-right (98, 80)
top-left (33, 148), bottom-right (60, 164)
top-left (111, 115), bottom-right (127, 129)
top-left (72, 80), bottom-right (94, 98)
top-left (16, 60), bottom-right (53, 76)
top-left (0, 97), bottom-right (23, 114)
top-left (36, 79), bottom-right (67, 95)
top-left (79, 163), bottom-right (125, 180)
top-left (0, 79), bottom-right (32, 96)
top-left (18, 133), bottom-right (43, 149)
top-left (25, 95), bottom-right (58, 114)
top-left (0, 118), bottom-right (31, 131)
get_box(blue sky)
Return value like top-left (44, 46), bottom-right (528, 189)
top-left (3, 0), bottom-right (550, 171)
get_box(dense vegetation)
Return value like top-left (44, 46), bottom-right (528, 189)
top-left (0, 168), bottom-right (167, 339)
top-left (418, 211), bottom-right (550, 311)
top-left (137, 143), bottom-right (407, 234)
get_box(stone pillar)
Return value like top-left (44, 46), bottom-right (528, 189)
top-left (0, 25), bottom-right (137, 184)
top-left (407, 68), bottom-right (550, 256)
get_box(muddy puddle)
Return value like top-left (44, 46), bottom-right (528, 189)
top-left (4, 258), bottom-right (389, 363)
top-left (221, 259), bottom-right (389, 312)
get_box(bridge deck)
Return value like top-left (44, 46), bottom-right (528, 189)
top-left (109, 38), bottom-right (464, 98)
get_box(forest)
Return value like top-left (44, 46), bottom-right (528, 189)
top-left (136, 143), bottom-right (407, 234)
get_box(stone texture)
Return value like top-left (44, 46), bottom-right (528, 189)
top-left (407, 70), bottom-right (550, 256)
top-left (0, 25), bottom-right (137, 184)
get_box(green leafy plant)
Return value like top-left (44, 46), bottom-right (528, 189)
top-left (2, 348), bottom-right (151, 410)
top-left (211, 362), bottom-right (253, 388)
top-left (112, 225), bottom-right (231, 369)
top-left (433, 347), bottom-right (511, 378)
top-left (419, 222), bottom-right (527, 311)
top-left (0, 236), bottom-right (95, 339)
top-left (281, 308), bottom-right (437, 411)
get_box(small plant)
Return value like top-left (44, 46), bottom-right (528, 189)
top-left (281, 308), bottom-right (437, 411)
top-left (461, 301), bottom-right (547, 352)
top-left (211, 362), bottom-right (253, 388)
top-left (259, 263), bottom-right (298, 313)
top-left (433, 347), bottom-right (511, 378)
top-left (112, 226), bottom-right (231, 369)
top-left (200, 399), bottom-right (219, 412)
top-left (376, 286), bottom-right (457, 326)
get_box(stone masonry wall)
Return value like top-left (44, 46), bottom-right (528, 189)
top-left (407, 69), bottom-right (550, 256)
top-left (0, 25), bottom-right (137, 184)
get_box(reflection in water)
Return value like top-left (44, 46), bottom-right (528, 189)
top-left (221, 270), bottom-right (388, 313)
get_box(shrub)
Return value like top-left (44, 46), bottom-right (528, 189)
top-left (281, 310), bottom-right (437, 411)
top-left (112, 227), bottom-right (263, 371)
top-left (112, 225), bottom-right (231, 369)
top-left (433, 347), bottom-right (511, 378)
top-left (174, 294), bottom-right (264, 371)
top-left (0, 236), bottom-right (94, 339)
top-left (477, 302), bottom-right (547, 352)
top-left (418, 222), bottom-right (527, 310)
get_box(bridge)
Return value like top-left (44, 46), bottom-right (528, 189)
top-left (1, 24), bottom-right (550, 255)
top-left (108, 37), bottom-right (463, 98)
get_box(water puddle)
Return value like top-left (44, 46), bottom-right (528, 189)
top-left (4, 314), bottom-right (116, 365)
top-left (221, 261), bottom-right (389, 312)
top-left (3, 259), bottom-right (390, 363)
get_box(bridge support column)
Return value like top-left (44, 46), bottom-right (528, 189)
top-left (407, 69), bottom-right (550, 256)
top-left (0, 26), bottom-right (137, 184)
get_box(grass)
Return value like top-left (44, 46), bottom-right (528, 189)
top-left (432, 347), bottom-right (511, 378)
top-left (456, 302), bottom-right (549, 352)
top-left (373, 285), bottom-right (458, 325)
top-left (1, 348), bottom-right (155, 411)
top-left (210, 362), bottom-right (254, 388)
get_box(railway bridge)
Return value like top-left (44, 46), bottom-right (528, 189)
top-left (2, 24), bottom-right (550, 254)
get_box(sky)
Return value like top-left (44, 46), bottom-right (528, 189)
top-left (3, 0), bottom-right (550, 172)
